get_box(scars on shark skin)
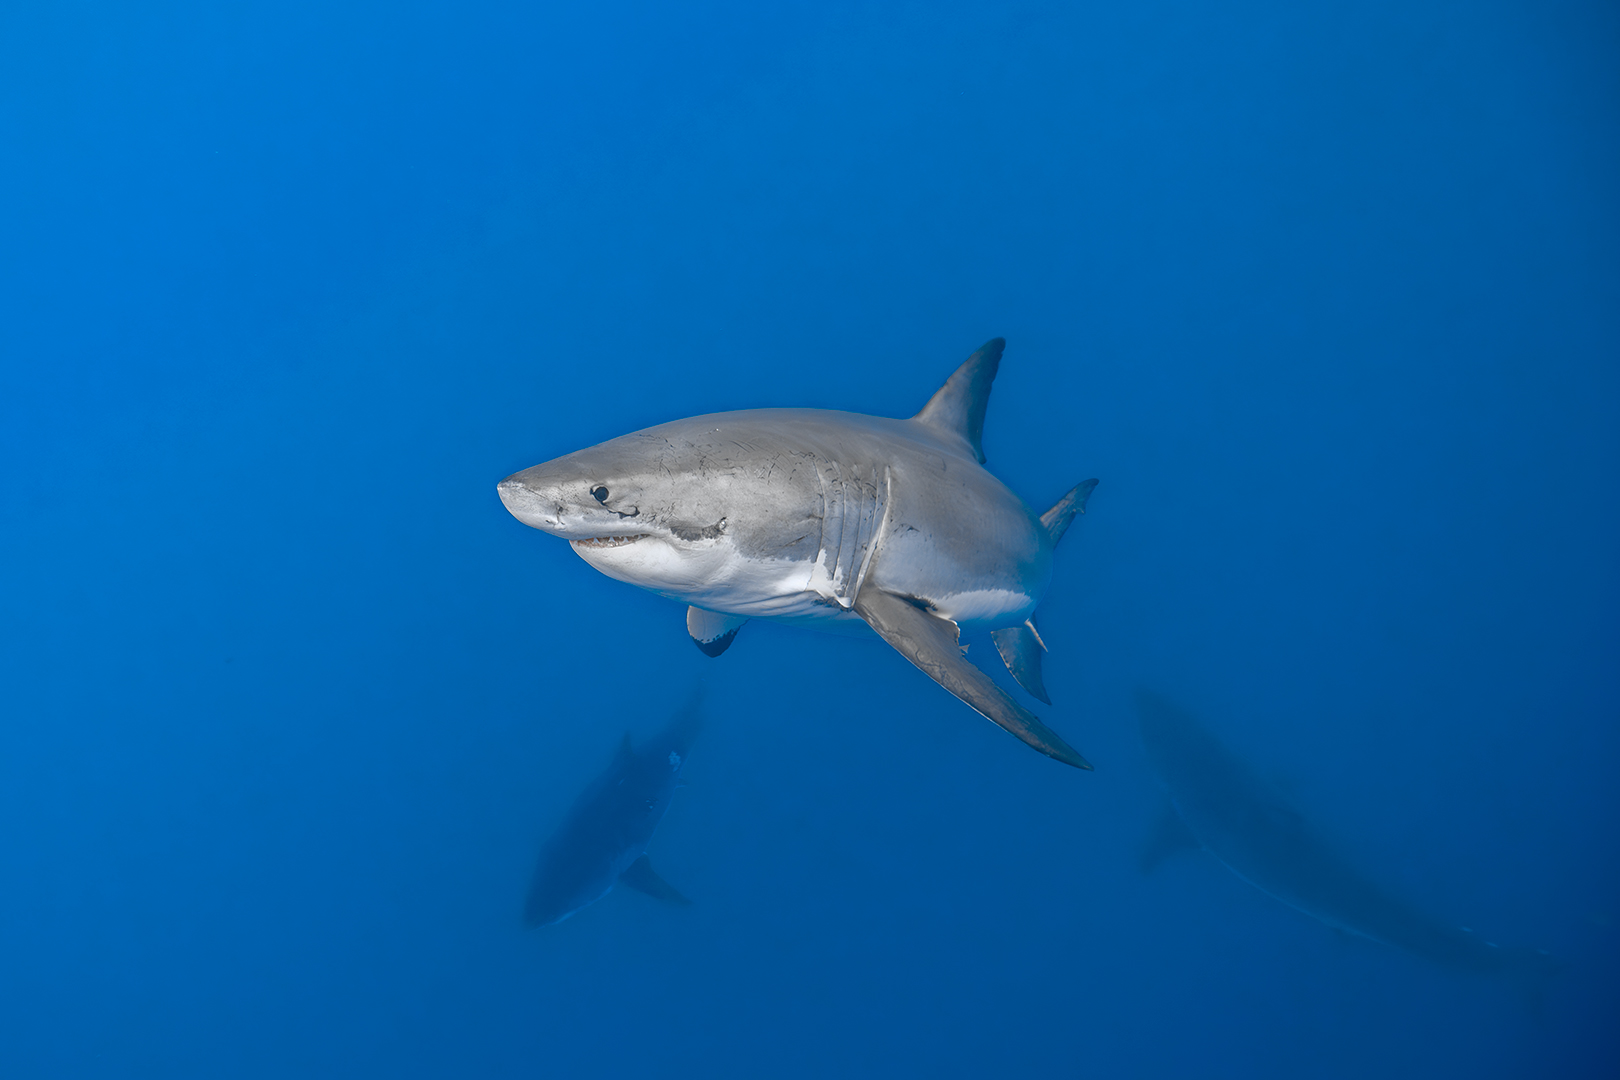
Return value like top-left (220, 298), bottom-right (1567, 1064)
top-left (498, 339), bottom-right (1098, 770)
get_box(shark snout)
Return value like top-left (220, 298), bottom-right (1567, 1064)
top-left (497, 473), bottom-right (564, 531)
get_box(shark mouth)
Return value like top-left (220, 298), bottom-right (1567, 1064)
top-left (572, 534), bottom-right (652, 549)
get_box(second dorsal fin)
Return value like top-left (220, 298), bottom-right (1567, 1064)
top-left (912, 338), bottom-right (1004, 463)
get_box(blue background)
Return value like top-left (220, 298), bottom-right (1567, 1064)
top-left (2, 1), bottom-right (1616, 1076)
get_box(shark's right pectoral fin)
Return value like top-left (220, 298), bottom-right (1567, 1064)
top-left (686, 607), bottom-right (749, 657)
top-left (852, 587), bottom-right (1092, 770)
top-left (619, 854), bottom-right (692, 906)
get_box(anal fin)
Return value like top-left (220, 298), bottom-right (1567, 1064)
top-left (991, 619), bottom-right (1050, 704)
top-left (619, 854), bottom-right (692, 906)
top-left (686, 607), bottom-right (749, 657)
top-left (852, 587), bottom-right (1092, 770)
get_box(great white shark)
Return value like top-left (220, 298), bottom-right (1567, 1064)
top-left (498, 339), bottom-right (1098, 769)
top-left (524, 701), bottom-right (700, 927)
top-left (1137, 691), bottom-right (1558, 984)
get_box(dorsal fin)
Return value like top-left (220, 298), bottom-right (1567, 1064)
top-left (911, 338), bottom-right (1004, 463)
top-left (1040, 479), bottom-right (1099, 545)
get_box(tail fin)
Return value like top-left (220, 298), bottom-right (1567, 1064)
top-left (1040, 479), bottom-right (1099, 545)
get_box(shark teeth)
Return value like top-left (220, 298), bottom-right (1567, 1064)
top-left (572, 534), bottom-right (651, 549)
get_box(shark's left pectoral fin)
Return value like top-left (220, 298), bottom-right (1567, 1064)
top-left (853, 587), bottom-right (1092, 770)
top-left (686, 607), bottom-right (749, 657)
top-left (619, 854), bottom-right (692, 906)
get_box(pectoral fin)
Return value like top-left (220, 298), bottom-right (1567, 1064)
top-left (686, 607), bottom-right (748, 657)
top-left (1140, 799), bottom-right (1199, 874)
top-left (852, 587), bottom-right (1092, 770)
top-left (619, 854), bottom-right (692, 906)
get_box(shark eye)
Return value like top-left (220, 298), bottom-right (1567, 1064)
top-left (591, 486), bottom-right (610, 504)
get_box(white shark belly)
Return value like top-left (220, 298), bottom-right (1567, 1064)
top-left (925, 587), bottom-right (1039, 629)
top-left (571, 536), bottom-right (837, 618)
top-left (864, 511), bottom-right (1046, 631)
top-left (573, 523), bottom-right (1040, 631)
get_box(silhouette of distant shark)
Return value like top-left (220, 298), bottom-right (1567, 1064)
top-left (524, 699), bottom-right (700, 927)
top-left (1137, 691), bottom-right (1557, 984)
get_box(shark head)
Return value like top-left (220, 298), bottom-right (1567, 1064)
top-left (497, 441), bottom-right (664, 542)
top-left (497, 424), bottom-right (770, 604)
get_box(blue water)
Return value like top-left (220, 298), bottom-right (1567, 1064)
top-left (3, 2), bottom-right (1616, 1076)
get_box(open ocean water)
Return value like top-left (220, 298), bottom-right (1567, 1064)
top-left (2, 2), bottom-right (1616, 1076)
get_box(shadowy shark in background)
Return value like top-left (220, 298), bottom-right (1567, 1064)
top-left (1137, 691), bottom-right (1557, 986)
top-left (498, 339), bottom-right (1098, 769)
top-left (524, 699), bottom-right (701, 928)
